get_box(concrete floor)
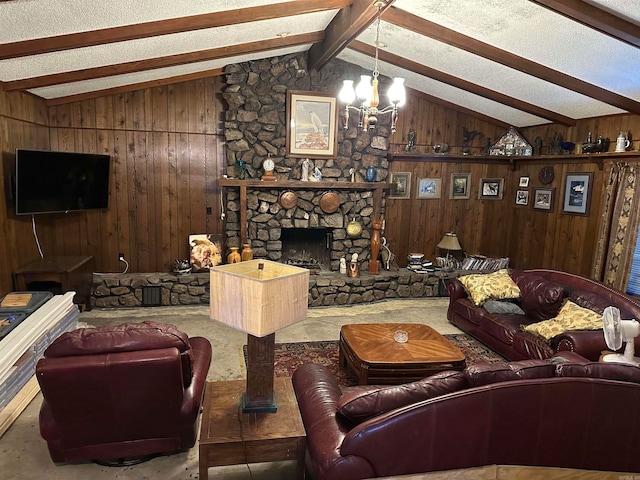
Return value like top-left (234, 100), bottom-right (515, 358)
top-left (0, 297), bottom-right (457, 480)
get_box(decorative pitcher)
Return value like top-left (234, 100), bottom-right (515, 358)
top-left (615, 132), bottom-right (631, 152)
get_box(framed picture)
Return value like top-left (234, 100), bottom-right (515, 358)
top-left (519, 176), bottom-right (530, 187)
top-left (515, 189), bottom-right (529, 206)
top-left (189, 234), bottom-right (223, 272)
top-left (478, 178), bottom-right (504, 200)
top-left (449, 173), bottom-right (471, 199)
top-left (533, 188), bottom-right (555, 211)
top-left (417, 177), bottom-right (441, 199)
top-left (562, 172), bottom-right (593, 215)
top-left (285, 90), bottom-right (338, 158)
top-left (389, 172), bottom-right (411, 199)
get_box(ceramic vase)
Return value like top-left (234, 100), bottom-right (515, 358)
top-left (227, 247), bottom-right (241, 264)
top-left (241, 243), bottom-right (253, 261)
top-left (365, 166), bottom-right (377, 182)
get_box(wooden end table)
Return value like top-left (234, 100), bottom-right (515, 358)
top-left (339, 323), bottom-right (466, 385)
top-left (199, 377), bottom-right (306, 480)
top-left (13, 255), bottom-right (95, 309)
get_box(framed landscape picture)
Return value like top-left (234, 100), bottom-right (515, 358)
top-left (449, 173), bottom-right (471, 199)
top-left (417, 177), bottom-right (441, 199)
top-left (285, 90), bottom-right (338, 158)
top-left (562, 172), bottom-right (593, 215)
top-left (533, 188), bottom-right (555, 212)
top-left (478, 178), bottom-right (504, 200)
top-left (389, 172), bottom-right (411, 199)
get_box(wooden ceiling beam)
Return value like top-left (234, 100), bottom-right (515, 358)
top-left (308, 0), bottom-right (394, 71)
top-left (530, 0), bottom-right (640, 48)
top-left (43, 68), bottom-right (225, 107)
top-left (383, 6), bottom-right (640, 115)
top-left (350, 40), bottom-right (576, 126)
top-left (3, 32), bottom-right (323, 91)
top-left (0, 0), bottom-right (348, 60)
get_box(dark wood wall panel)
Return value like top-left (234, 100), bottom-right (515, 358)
top-left (386, 94), bottom-right (636, 277)
top-left (0, 77), bottom-right (224, 296)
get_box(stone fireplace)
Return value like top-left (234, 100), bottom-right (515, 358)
top-left (224, 185), bottom-right (382, 271)
top-left (221, 53), bottom-right (395, 272)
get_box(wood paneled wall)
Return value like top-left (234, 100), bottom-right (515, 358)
top-left (386, 93), bottom-right (640, 277)
top-left (2, 73), bottom-right (639, 297)
top-left (0, 77), bottom-right (225, 296)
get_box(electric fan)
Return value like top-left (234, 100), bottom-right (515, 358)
top-left (602, 306), bottom-right (640, 366)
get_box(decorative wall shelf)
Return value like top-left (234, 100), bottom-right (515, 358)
top-left (388, 151), bottom-right (640, 170)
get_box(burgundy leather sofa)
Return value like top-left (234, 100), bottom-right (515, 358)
top-left (292, 353), bottom-right (640, 480)
top-left (447, 268), bottom-right (640, 361)
top-left (36, 321), bottom-right (212, 464)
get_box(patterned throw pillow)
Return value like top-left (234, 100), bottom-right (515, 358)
top-left (458, 269), bottom-right (521, 306)
top-left (523, 300), bottom-right (603, 340)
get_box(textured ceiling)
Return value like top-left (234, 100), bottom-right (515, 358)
top-left (1, 0), bottom-right (639, 128)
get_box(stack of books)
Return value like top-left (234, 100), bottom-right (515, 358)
top-left (407, 253), bottom-right (440, 273)
top-left (460, 255), bottom-right (510, 270)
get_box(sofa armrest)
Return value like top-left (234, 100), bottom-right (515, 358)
top-left (446, 279), bottom-right (468, 320)
top-left (180, 336), bottom-right (212, 422)
top-left (552, 330), bottom-right (611, 361)
top-left (292, 363), bottom-right (376, 480)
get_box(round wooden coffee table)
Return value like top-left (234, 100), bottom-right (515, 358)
top-left (339, 323), bottom-right (466, 385)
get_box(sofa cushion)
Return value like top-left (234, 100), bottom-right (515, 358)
top-left (523, 300), bottom-right (603, 340)
top-left (336, 370), bottom-right (467, 423)
top-left (458, 269), bottom-right (521, 306)
top-left (511, 271), bottom-right (565, 321)
top-left (483, 300), bottom-right (525, 315)
top-left (569, 290), bottom-right (634, 319)
top-left (465, 360), bottom-right (556, 387)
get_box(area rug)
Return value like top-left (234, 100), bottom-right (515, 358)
top-left (245, 334), bottom-right (506, 387)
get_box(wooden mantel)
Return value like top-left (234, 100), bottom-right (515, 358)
top-left (218, 178), bottom-right (394, 244)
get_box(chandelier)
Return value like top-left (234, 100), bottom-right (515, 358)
top-left (338, 1), bottom-right (406, 133)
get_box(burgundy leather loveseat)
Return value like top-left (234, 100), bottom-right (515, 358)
top-left (36, 321), bottom-right (212, 464)
top-left (447, 268), bottom-right (640, 361)
top-left (293, 353), bottom-right (640, 479)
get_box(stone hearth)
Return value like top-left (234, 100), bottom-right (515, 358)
top-left (91, 270), bottom-right (451, 308)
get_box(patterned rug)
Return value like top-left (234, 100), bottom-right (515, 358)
top-left (245, 334), bottom-right (506, 387)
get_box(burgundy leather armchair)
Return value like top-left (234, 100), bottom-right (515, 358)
top-left (36, 321), bottom-right (212, 464)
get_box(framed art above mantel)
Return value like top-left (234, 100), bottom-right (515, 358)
top-left (285, 90), bottom-right (338, 158)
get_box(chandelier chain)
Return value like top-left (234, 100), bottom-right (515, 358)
top-left (373, 6), bottom-right (381, 79)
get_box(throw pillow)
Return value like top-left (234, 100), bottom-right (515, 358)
top-left (523, 300), bottom-right (603, 340)
top-left (336, 370), bottom-right (467, 423)
top-left (483, 299), bottom-right (525, 315)
top-left (458, 269), bottom-right (521, 306)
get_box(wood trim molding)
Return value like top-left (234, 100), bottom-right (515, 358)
top-left (308, 0), bottom-right (395, 71)
top-left (4, 32), bottom-right (323, 92)
top-left (531, 0), bottom-right (640, 48)
top-left (382, 6), bottom-right (640, 115)
top-left (0, 0), bottom-right (349, 60)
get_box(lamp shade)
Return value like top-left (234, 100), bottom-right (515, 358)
top-left (209, 260), bottom-right (309, 337)
top-left (437, 233), bottom-right (462, 251)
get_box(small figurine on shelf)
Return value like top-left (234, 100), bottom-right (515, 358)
top-left (348, 253), bottom-right (360, 278)
top-left (405, 128), bottom-right (417, 152)
top-left (311, 167), bottom-right (322, 182)
top-left (236, 160), bottom-right (247, 180)
top-left (349, 168), bottom-right (356, 182)
top-left (340, 257), bottom-right (347, 274)
top-left (174, 259), bottom-right (192, 276)
top-left (301, 158), bottom-right (310, 182)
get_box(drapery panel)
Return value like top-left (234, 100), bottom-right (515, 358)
top-left (592, 162), bottom-right (640, 291)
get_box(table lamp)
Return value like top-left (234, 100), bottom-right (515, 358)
top-left (437, 232), bottom-right (462, 270)
top-left (210, 259), bottom-right (309, 413)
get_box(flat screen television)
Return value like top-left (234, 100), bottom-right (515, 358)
top-left (15, 149), bottom-right (111, 215)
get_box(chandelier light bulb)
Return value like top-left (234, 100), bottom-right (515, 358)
top-left (388, 77), bottom-right (406, 107)
top-left (356, 75), bottom-right (372, 105)
top-left (339, 80), bottom-right (356, 104)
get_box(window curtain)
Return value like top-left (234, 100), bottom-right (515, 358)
top-left (592, 162), bottom-right (640, 290)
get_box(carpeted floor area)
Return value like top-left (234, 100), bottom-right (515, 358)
top-left (0, 297), bottom-right (484, 480)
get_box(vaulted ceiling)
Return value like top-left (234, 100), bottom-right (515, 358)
top-left (1, 0), bottom-right (640, 128)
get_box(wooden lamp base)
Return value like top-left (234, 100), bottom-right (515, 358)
top-left (243, 332), bottom-right (277, 413)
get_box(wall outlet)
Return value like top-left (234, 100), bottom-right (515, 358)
top-left (119, 253), bottom-right (126, 261)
